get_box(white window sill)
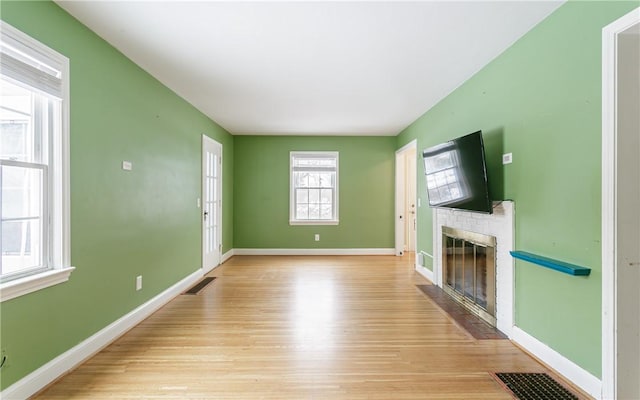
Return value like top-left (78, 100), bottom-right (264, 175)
top-left (289, 220), bottom-right (339, 226)
top-left (0, 266), bottom-right (75, 303)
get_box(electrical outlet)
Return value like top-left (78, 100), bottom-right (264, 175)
top-left (122, 160), bottom-right (133, 171)
top-left (314, 234), bottom-right (320, 241)
top-left (502, 153), bottom-right (513, 164)
top-left (136, 275), bottom-right (142, 291)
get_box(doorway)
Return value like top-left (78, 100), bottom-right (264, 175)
top-left (202, 135), bottom-right (222, 273)
top-left (602, 8), bottom-right (640, 399)
top-left (395, 140), bottom-right (417, 257)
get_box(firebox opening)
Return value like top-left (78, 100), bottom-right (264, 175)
top-left (442, 226), bottom-right (497, 327)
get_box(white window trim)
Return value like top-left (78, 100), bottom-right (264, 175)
top-left (0, 267), bottom-right (74, 302)
top-left (0, 21), bottom-right (73, 303)
top-left (289, 151), bottom-right (339, 225)
top-left (289, 220), bottom-right (340, 226)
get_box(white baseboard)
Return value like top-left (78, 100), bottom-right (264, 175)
top-left (1, 269), bottom-right (204, 400)
top-left (415, 264), bottom-right (434, 282)
top-left (221, 249), bottom-right (234, 264)
top-left (233, 248), bottom-right (395, 256)
top-left (203, 250), bottom-right (235, 274)
top-left (511, 326), bottom-right (602, 399)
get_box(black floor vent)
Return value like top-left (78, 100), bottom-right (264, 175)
top-left (494, 372), bottom-right (579, 400)
top-left (183, 277), bottom-right (216, 295)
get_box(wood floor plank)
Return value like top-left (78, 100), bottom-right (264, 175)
top-left (35, 255), bottom-right (587, 399)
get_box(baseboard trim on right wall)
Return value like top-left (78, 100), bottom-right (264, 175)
top-left (511, 326), bottom-right (602, 399)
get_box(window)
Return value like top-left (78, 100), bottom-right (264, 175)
top-left (0, 21), bottom-right (73, 302)
top-left (290, 151), bottom-right (338, 225)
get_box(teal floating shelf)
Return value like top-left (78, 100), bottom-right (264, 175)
top-left (510, 251), bottom-right (591, 276)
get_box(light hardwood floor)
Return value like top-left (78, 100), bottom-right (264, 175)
top-left (36, 255), bottom-right (584, 399)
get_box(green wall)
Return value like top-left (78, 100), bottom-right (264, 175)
top-left (3, 0), bottom-right (637, 392)
top-left (0, 1), bottom-right (233, 390)
top-left (234, 136), bottom-right (395, 249)
top-left (397, 1), bottom-right (638, 378)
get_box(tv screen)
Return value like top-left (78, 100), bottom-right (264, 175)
top-left (422, 130), bottom-right (492, 214)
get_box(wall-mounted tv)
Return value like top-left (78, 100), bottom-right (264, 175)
top-left (422, 130), bottom-right (492, 214)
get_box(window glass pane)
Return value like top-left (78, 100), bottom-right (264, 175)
top-left (319, 173), bottom-right (333, 188)
top-left (320, 189), bottom-right (332, 204)
top-left (296, 188), bottom-right (308, 204)
top-left (0, 79), bottom-right (33, 162)
top-left (308, 188), bottom-right (320, 204)
top-left (308, 173), bottom-right (319, 188)
top-left (308, 204), bottom-right (320, 219)
top-left (295, 171), bottom-right (309, 188)
top-left (296, 204), bottom-right (308, 220)
top-left (1, 164), bottom-right (45, 276)
top-left (2, 219), bottom-right (42, 275)
top-left (320, 205), bottom-right (332, 219)
top-left (1, 121), bottom-right (29, 160)
top-left (2, 165), bottom-right (43, 219)
top-left (1, 167), bottom-right (44, 274)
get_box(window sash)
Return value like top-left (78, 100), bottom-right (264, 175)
top-left (0, 160), bottom-right (50, 281)
top-left (293, 177), bottom-right (336, 221)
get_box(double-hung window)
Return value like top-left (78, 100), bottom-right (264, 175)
top-left (290, 151), bottom-right (339, 225)
top-left (0, 22), bottom-right (72, 302)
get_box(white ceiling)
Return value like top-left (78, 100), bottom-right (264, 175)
top-left (56, 1), bottom-right (563, 136)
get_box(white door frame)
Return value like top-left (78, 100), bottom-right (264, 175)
top-left (202, 135), bottom-right (222, 274)
top-left (395, 140), bottom-right (417, 257)
top-left (602, 7), bottom-right (640, 399)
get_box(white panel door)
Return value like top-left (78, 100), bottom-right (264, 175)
top-left (406, 147), bottom-right (417, 252)
top-left (395, 140), bottom-right (417, 256)
top-left (202, 135), bottom-right (222, 273)
top-left (395, 151), bottom-right (406, 256)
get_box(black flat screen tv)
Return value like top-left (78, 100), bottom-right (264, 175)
top-left (422, 130), bottom-right (492, 214)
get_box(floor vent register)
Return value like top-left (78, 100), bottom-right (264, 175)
top-left (494, 372), bottom-right (579, 400)
top-left (184, 277), bottom-right (216, 295)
